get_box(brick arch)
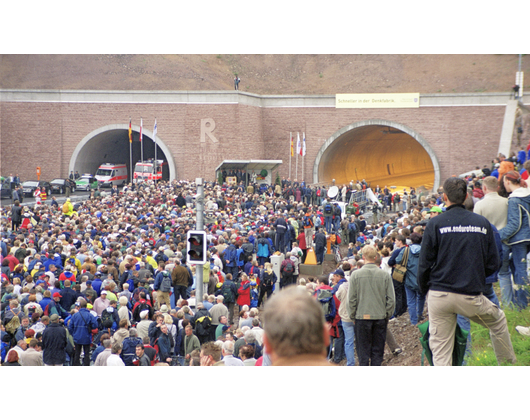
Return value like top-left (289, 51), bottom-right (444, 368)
top-left (312, 119), bottom-right (441, 190)
top-left (69, 124), bottom-right (176, 182)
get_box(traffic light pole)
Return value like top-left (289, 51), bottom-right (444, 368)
top-left (195, 178), bottom-right (204, 302)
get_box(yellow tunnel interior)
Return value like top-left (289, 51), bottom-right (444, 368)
top-left (318, 125), bottom-right (435, 191)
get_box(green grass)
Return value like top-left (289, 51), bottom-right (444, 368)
top-left (466, 306), bottom-right (530, 366)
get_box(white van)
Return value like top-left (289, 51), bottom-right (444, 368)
top-left (95, 163), bottom-right (128, 187)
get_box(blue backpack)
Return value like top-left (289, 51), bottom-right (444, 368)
top-left (257, 241), bottom-right (269, 258)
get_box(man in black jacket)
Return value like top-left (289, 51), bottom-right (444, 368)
top-left (417, 177), bottom-right (516, 366)
top-left (41, 314), bottom-right (67, 366)
top-left (314, 228), bottom-right (327, 265)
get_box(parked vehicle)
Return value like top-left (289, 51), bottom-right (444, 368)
top-left (133, 159), bottom-right (165, 183)
top-left (50, 178), bottom-right (76, 194)
top-left (75, 174), bottom-right (98, 191)
top-left (95, 163), bottom-right (127, 187)
top-left (22, 180), bottom-right (51, 197)
top-left (1, 179), bottom-right (21, 199)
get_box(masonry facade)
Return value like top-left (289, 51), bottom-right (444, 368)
top-left (0, 90), bottom-right (516, 190)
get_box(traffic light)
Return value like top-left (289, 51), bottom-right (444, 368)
top-left (186, 230), bottom-right (207, 264)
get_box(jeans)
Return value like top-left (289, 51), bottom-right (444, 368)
top-left (497, 243), bottom-right (515, 308)
top-left (315, 246), bottom-right (325, 264)
top-left (342, 320), bottom-right (356, 366)
top-left (404, 286), bottom-right (426, 326)
top-left (392, 279), bottom-right (408, 317)
top-left (324, 216), bottom-right (333, 233)
top-left (510, 242), bottom-right (529, 309)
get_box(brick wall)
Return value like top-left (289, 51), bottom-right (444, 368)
top-left (0, 100), bottom-right (505, 187)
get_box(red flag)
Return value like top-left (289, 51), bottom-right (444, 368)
top-left (139, 118), bottom-right (143, 142)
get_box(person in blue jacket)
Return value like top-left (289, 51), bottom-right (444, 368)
top-left (68, 299), bottom-right (98, 366)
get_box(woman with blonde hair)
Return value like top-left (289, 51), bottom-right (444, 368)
top-left (258, 262), bottom-right (276, 307)
top-left (499, 170), bottom-right (530, 309)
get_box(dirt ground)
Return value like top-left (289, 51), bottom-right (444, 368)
top-left (321, 241), bottom-right (428, 367)
top-left (1, 54), bottom-right (526, 96)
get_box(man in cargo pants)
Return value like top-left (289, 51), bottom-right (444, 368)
top-left (418, 177), bottom-right (516, 366)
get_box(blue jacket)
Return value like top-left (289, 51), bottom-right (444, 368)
top-left (68, 308), bottom-right (98, 345)
top-left (499, 187), bottom-right (530, 245)
top-left (396, 244), bottom-right (422, 292)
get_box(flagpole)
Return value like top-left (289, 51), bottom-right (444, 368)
top-left (302, 132), bottom-right (305, 182)
top-left (154, 117), bottom-right (158, 184)
top-left (140, 117), bottom-right (143, 163)
top-left (296, 132), bottom-right (299, 181)
top-left (129, 117), bottom-right (132, 184)
top-left (289, 132), bottom-right (292, 181)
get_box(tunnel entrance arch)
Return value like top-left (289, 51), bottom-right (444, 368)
top-left (69, 124), bottom-right (176, 182)
top-left (313, 119), bottom-right (440, 191)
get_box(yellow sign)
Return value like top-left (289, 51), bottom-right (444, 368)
top-left (336, 93), bottom-right (420, 109)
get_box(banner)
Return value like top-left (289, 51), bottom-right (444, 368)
top-left (336, 93), bottom-right (420, 109)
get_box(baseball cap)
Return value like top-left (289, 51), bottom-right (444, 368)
top-left (332, 269), bottom-right (345, 277)
top-left (429, 206), bottom-right (443, 213)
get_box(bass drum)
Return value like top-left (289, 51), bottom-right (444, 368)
top-left (327, 185), bottom-right (339, 199)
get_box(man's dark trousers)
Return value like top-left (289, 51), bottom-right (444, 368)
top-left (354, 319), bottom-right (387, 366)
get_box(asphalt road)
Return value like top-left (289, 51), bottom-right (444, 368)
top-left (1, 190), bottom-right (90, 209)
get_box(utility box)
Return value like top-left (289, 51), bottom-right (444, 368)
top-left (270, 254), bottom-right (284, 294)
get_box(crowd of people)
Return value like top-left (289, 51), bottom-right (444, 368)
top-left (1, 151), bottom-right (529, 366)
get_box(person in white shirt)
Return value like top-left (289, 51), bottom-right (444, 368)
top-left (106, 342), bottom-right (125, 366)
top-left (221, 340), bottom-right (244, 366)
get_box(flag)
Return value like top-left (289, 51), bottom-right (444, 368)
top-left (296, 132), bottom-right (301, 155)
top-left (290, 133), bottom-right (294, 157)
top-left (128, 118), bottom-right (132, 143)
top-left (139, 118), bottom-right (143, 142)
top-left (302, 132), bottom-right (306, 156)
top-left (153, 118), bottom-right (157, 141)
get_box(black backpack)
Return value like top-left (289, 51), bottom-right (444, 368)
top-left (101, 308), bottom-right (114, 329)
top-left (133, 301), bottom-right (152, 322)
top-left (282, 260), bottom-right (294, 275)
top-left (195, 316), bottom-right (212, 336)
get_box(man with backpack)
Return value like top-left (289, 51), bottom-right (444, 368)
top-left (100, 300), bottom-right (119, 333)
top-left (223, 240), bottom-right (239, 279)
top-left (323, 202), bottom-right (334, 233)
top-left (132, 292), bottom-right (154, 323)
top-left (120, 328), bottom-right (143, 366)
top-left (280, 252), bottom-right (296, 289)
top-left (153, 262), bottom-right (172, 310)
top-left (191, 302), bottom-right (212, 344)
top-left (218, 273), bottom-right (238, 325)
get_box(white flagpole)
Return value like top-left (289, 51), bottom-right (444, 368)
top-left (303, 132), bottom-right (306, 182)
top-left (296, 132), bottom-right (299, 181)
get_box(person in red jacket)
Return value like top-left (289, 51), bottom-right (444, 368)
top-left (237, 273), bottom-right (251, 310)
